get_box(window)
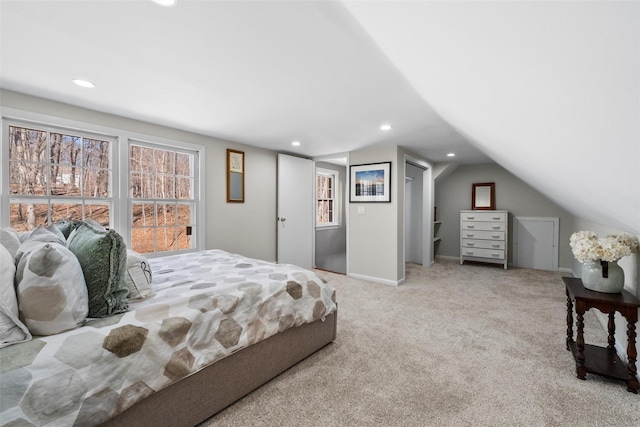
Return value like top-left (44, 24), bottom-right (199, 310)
top-left (2, 114), bottom-right (204, 257)
top-left (5, 123), bottom-right (113, 232)
top-left (316, 168), bottom-right (339, 227)
top-left (129, 141), bottom-right (197, 254)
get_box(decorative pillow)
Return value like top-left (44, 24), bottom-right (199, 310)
top-left (125, 250), bottom-right (153, 300)
top-left (0, 245), bottom-right (31, 347)
top-left (14, 241), bottom-right (88, 336)
top-left (55, 219), bottom-right (79, 240)
top-left (0, 227), bottom-right (21, 258)
top-left (66, 220), bottom-right (128, 318)
top-left (18, 226), bottom-right (66, 245)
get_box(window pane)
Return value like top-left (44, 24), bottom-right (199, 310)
top-left (176, 153), bottom-right (191, 176)
top-left (82, 168), bottom-right (110, 197)
top-left (130, 145), bottom-right (153, 173)
top-left (177, 227), bottom-right (192, 250)
top-left (176, 177), bottom-right (192, 200)
top-left (50, 203), bottom-right (83, 223)
top-left (10, 201), bottom-right (49, 232)
top-left (51, 165), bottom-right (80, 196)
top-left (9, 126), bottom-right (47, 163)
top-left (156, 227), bottom-right (176, 252)
top-left (154, 149), bottom-right (175, 174)
top-left (50, 133), bottom-right (82, 167)
top-left (9, 162), bottom-right (47, 195)
top-left (84, 204), bottom-right (110, 227)
top-left (176, 204), bottom-right (191, 225)
top-left (156, 204), bottom-right (176, 226)
top-left (132, 203), bottom-right (155, 226)
top-left (155, 175), bottom-right (175, 199)
top-left (83, 138), bottom-right (109, 169)
top-left (130, 172), bottom-right (153, 198)
top-left (132, 227), bottom-right (155, 253)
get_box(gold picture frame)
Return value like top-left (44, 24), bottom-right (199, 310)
top-left (227, 149), bottom-right (244, 203)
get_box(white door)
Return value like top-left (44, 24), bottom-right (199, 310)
top-left (277, 154), bottom-right (314, 269)
top-left (514, 217), bottom-right (559, 271)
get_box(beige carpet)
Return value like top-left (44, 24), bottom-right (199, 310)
top-left (201, 259), bottom-right (639, 426)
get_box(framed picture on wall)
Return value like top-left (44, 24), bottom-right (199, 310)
top-left (472, 182), bottom-right (495, 210)
top-left (227, 149), bottom-right (244, 203)
top-left (349, 162), bottom-right (391, 202)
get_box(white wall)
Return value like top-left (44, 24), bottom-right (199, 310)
top-left (0, 89), bottom-right (277, 261)
top-left (348, 145), bottom-right (402, 284)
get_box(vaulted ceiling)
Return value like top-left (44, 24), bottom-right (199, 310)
top-left (1, 1), bottom-right (638, 235)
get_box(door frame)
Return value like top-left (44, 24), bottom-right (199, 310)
top-left (313, 152), bottom-right (349, 275)
top-left (404, 154), bottom-right (434, 271)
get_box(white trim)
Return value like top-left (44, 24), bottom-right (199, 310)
top-left (349, 272), bottom-right (404, 287)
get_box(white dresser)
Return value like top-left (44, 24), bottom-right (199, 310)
top-left (460, 210), bottom-right (508, 269)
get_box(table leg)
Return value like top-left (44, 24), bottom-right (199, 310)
top-left (576, 310), bottom-right (586, 380)
top-left (626, 321), bottom-right (639, 393)
top-left (607, 312), bottom-right (616, 350)
top-left (566, 289), bottom-right (574, 351)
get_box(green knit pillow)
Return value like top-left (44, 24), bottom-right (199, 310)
top-left (67, 220), bottom-right (128, 318)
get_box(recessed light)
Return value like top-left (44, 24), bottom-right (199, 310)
top-left (447, 153), bottom-right (456, 157)
top-left (152, 0), bottom-right (177, 6)
top-left (72, 79), bottom-right (95, 88)
top-left (380, 124), bottom-right (392, 131)
top-left (291, 141), bottom-right (301, 147)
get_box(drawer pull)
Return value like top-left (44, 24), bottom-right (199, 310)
top-left (492, 235), bottom-right (501, 239)
top-left (492, 216), bottom-right (501, 220)
top-left (466, 251), bottom-right (475, 255)
top-left (466, 216), bottom-right (475, 220)
top-left (467, 242), bottom-right (475, 246)
top-left (467, 225), bottom-right (475, 229)
top-left (466, 233), bottom-right (474, 237)
top-left (492, 226), bottom-right (500, 229)
top-left (492, 244), bottom-right (500, 248)
top-left (492, 253), bottom-right (501, 257)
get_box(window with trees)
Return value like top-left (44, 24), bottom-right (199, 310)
top-left (129, 141), bottom-right (196, 254)
top-left (316, 168), bottom-right (339, 227)
top-left (6, 123), bottom-right (113, 232)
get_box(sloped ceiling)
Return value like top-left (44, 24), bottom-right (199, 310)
top-left (342, 0), bottom-right (639, 235)
top-left (1, 1), bottom-right (638, 235)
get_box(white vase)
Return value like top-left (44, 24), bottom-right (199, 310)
top-left (581, 260), bottom-right (625, 293)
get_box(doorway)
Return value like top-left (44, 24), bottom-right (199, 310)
top-left (404, 156), bottom-right (433, 271)
top-left (314, 155), bottom-right (348, 274)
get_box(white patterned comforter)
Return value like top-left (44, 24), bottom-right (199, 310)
top-left (0, 249), bottom-right (337, 426)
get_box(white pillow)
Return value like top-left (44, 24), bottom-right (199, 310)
top-left (125, 249), bottom-right (153, 300)
top-left (0, 244), bottom-right (31, 347)
top-left (0, 227), bottom-right (21, 258)
top-left (15, 240), bottom-right (88, 336)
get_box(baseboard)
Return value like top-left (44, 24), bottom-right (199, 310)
top-left (348, 273), bottom-right (403, 286)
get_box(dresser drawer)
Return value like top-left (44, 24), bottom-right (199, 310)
top-left (460, 212), bottom-right (507, 222)
top-left (461, 221), bottom-right (506, 231)
top-left (462, 239), bottom-right (505, 250)
top-left (460, 247), bottom-right (505, 260)
top-left (460, 230), bottom-right (505, 241)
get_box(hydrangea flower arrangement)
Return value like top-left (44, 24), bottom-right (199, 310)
top-left (569, 231), bottom-right (640, 263)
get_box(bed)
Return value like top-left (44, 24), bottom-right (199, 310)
top-left (0, 247), bottom-right (337, 427)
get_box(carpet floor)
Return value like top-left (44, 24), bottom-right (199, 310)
top-left (201, 259), bottom-right (639, 426)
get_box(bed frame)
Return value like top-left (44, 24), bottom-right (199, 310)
top-left (100, 310), bottom-right (337, 427)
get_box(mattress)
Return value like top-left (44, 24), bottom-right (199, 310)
top-left (0, 249), bottom-right (337, 426)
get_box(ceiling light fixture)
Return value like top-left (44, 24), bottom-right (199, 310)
top-left (151, 0), bottom-right (177, 6)
top-left (291, 141), bottom-right (301, 147)
top-left (380, 124), bottom-right (392, 131)
top-left (447, 153), bottom-right (456, 157)
top-left (72, 79), bottom-right (95, 88)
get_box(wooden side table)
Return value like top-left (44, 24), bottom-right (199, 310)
top-left (563, 277), bottom-right (639, 393)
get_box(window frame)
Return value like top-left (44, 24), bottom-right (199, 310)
top-left (316, 167), bottom-right (340, 229)
top-left (1, 108), bottom-right (206, 258)
top-left (2, 118), bottom-right (117, 230)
